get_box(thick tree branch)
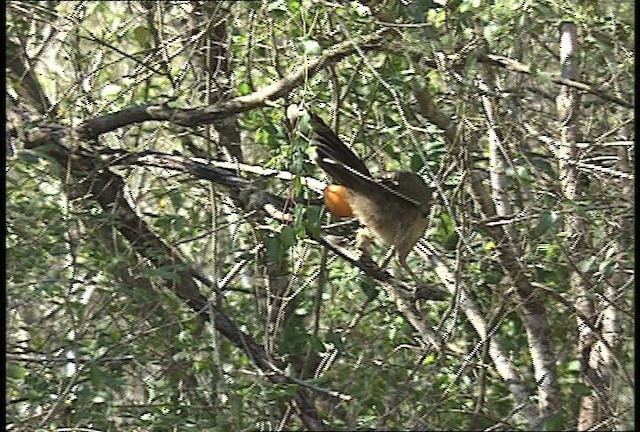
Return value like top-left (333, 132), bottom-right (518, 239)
top-left (415, 240), bottom-right (541, 428)
top-left (19, 122), bottom-right (325, 430)
top-left (79, 28), bottom-right (392, 139)
top-left (101, 148), bottom-right (448, 301)
top-left (412, 84), bottom-right (559, 427)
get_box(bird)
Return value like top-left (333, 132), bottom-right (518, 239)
top-left (287, 105), bottom-right (434, 281)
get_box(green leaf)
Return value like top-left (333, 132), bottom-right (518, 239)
top-left (18, 151), bottom-right (44, 165)
top-left (532, 211), bottom-right (559, 239)
top-left (280, 226), bottom-right (296, 249)
top-left (267, 234), bottom-right (282, 262)
top-left (530, 157), bottom-right (556, 178)
top-left (545, 412), bottom-right (565, 430)
top-left (565, 359), bottom-right (581, 373)
top-left (133, 25), bottom-right (150, 47)
top-left (301, 39), bottom-right (322, 55)
top-left (572, 382), bottom-right (593, 397)
top-left (325, 332), bottom-right (345, 351)
top-left (422, 354), bottom-right (436, 365)
top-left (90, 365), bottom-right (104, 387)
top-left (6, 362), bottom-right (26, 379)
top-left (236, 82), bottom-right (250, 96)
top-left (92, 390), bottom-right (110, 403)
top-left (483, 241), bottom-right (496, 251)
top-left (434, 212), bottom-right (458, 250)
top-left (360, 278), bottom-right (380, 300)
top-left (410, 153), bottom-right (425, 172)
top-left (516, 165), bottom-right (534, 184)
top-left (169, 189), bottom-right (184, 209)
top-left (287, 0), bottom-right (300, 14)
top-left (294, 306), bottom-right (308, 315)
top-left (427, 8), bottom-right (446, 27)
top-left (101, 84), bottom-right (121, 98)
top-left (305, 205), bottom-right (322, 238)
top-left (483, 24), bottom-right (499, 46)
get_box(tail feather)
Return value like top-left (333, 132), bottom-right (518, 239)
top-left (307, 111), bottom-right (428, 207)
top-left (307, 112), bottom-right (372, 183)
top-left (288, 106), bottom-right (429, 208)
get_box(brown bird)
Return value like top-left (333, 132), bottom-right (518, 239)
top-left (287, 105), bottom-right (434, 280)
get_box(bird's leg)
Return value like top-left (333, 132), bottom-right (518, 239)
top-left (397, 253), bottom-right (421, 288)
top-left (393, 226), bottom-right (422, 287)
top-left (355, 227), bottom-right (375, 264)
top-left (355, 227), bottom-right (372, 254)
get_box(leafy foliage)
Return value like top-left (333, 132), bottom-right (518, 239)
top-left (6, 0), bottom-right (633, 430)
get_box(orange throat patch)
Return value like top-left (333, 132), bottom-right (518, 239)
top-left (323, 184), bottom-right (354, 217)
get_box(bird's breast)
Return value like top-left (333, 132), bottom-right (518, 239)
top-left (346, 189), bottom-right (425, 246)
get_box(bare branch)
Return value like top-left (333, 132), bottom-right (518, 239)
top-left (80, 28), bottom-right (392, 138)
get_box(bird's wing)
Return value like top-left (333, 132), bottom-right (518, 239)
top-left (378, 172), bottom-right (433, 207)
top-left (309, 113), bottom-right (428, 206)
top-left (307, 112), bottom-right (372, 181)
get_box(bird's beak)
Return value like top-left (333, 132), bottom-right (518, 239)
top-left (286, 103), bottom-right (312, 135)
top-left (286, 103), bottom-right (304, 124)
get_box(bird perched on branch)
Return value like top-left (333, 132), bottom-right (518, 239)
top-left (287, 105), bottom-right (434, 281)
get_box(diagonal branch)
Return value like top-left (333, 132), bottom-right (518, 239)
top-left (409, 48), bottom-right (633, 108)
top-left (20, 122), bottom-right (325, 430)
top-left (80, 28), bottom-right (392, 138)
top-left (478, 53), bottom-right (634, 108)
top-left (100, 148), bottom-right (448, 302)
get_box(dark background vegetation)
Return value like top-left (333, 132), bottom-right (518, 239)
top-left (6, 1), bottom-right (634, 430)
